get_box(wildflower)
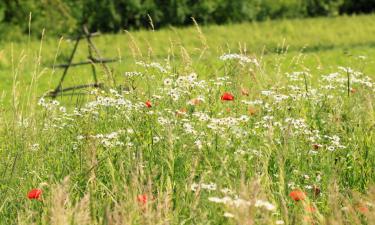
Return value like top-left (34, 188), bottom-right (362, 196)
top-left (341, 206), bottom-right (349, 211)
top-left (194, 139), bottom-right (203, 149)
top-left (188, 98), bottom-right (201, 106)
top-left (27, 188), bottom-right (42, 200)
top-left (188, 73), bottom-right (197, 81)
top-left (157, 117), bottom-right (169, 125)
top-left (261, 90), bottom-right (274, 96)
top-left (221, 188), bottom-right (234, 195)
top-left (221, 92), bottom-right (234, 101)
top-left (289, 189), bottom-right (306, 201)
top-left (145, 100), bottom-right (152, 108)
top-left (248, 106), bottom-right (257, 115)
top-left (255, 199), bottom-right (276, 211)
top-left (183, 123), bottom-right (197, 134)
top-left (305, 205), bottom-right (316, 213)
top-left (30, 143), bottom-right (40, 151)
top-left (355, 203), bottom-right (369, 214)
top-left (137, 194), bottom-right (148, 206)
top-left (238, 115), bottom-right (249, 122)
top-left (191, 182), bottom-right (217, 192)
top-left (219, 53), bottom-right (258, 65)
top-left (136, 61), bottom-right (168, 73)
top-left (350, 88), bottom-right (357, 93)
top-left (241, 87), bottom-right (249, 96)
top-left (208, 196), bottom-right (232, 204)
top-left (124, 71), bottom-right (143, 78)
top-left (223, 212), bottom-right (235, 218)
top-left (191, 183), bottom-right (199, 192)
top-left (170, 91), bottom-right (180, 101)
top-left (77, 135), bottom-right (85, 140)
top-left (163, 78), bottom-right (173, 86)
top-left (200, 183), bottom-right (217, 191)
top-left (176, 108), bottom-right (187, 116)
top-left (153, 136), bottom-right (160, 143)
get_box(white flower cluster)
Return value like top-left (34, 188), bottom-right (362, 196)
top-left (88, 130), bottom-right (125, 148)
top-left (208, 196), bottom-right (276, 211)
top-left (321, 67), bottom-right (374, 91)
top-left (193, 181), bottom-right (276, 220)
top-left (84, 96), bottom-right (133, 112)
top-left (208, 196), bottom-right (251, 207)
top-left (286, 71), bottom-right (311, 82)
top-left (136, 61), bottom-right (170, 73)
top-left (241, 99), bottom-right (263, 105)
top-left (161, 73), bottom-right (208, 102)
top-left (124, 71), bottom-right (143, 78)
top-left (38, 98), bottom-right (66, 112)
top-left (219, 53), bottom-right (259, 66)
top-left (191, 182), bottom-right (217, 191)
top-left (324, 135), bottom-right (346, 151)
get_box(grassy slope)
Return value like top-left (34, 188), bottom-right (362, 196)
top-left (0, 15), bottom-right (374, 224)
top-left (0, 14), bottom-right (374, 109)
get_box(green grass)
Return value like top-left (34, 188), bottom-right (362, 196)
top-left (1, 14), bottom-right (375, 108)
top-left (0, 14), bottom-right (375, 224)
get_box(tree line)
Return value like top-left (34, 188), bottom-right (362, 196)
top-left (0, 0), bottom-right (374, 38)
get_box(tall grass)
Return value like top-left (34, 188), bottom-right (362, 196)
top-left (0, 15), bottom-right (374, 224)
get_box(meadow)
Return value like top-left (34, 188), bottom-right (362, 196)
top-left (0, 14), bottom-right (375, 224)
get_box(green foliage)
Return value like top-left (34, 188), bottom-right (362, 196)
top-left (257, 0), bottom-right (306, 20)
top-left (0, 0), bottom-right (374, 36)
top-left (0, 24), bottom-right (23, 42)
top-left (1, 0), bottom-right (80, 36)
top-left (305, 0), bottom-right (344, 16)
top-left (341, 0), bottom-right (375, 13)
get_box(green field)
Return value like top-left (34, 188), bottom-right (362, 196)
top-left (0, 15), bottom-right (375, 224)
top-left (1, 14), bottom-right (375, 108)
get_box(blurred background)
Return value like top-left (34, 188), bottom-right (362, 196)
top-left (1, 0), bottom-right (375, 40)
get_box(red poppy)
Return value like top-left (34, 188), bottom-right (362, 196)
top-left (27, 188), bottom-right (42, 200)
top-left (356, 204), bottom-right (369, 214)
top-left (137, 194), bottom-right (148, 205)
top-left (221, 92), bottom-right (234, 101)
top-left (145, 100), bottom-right (152, 108)
top-left (289, 189), bottom-right (306, 201)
